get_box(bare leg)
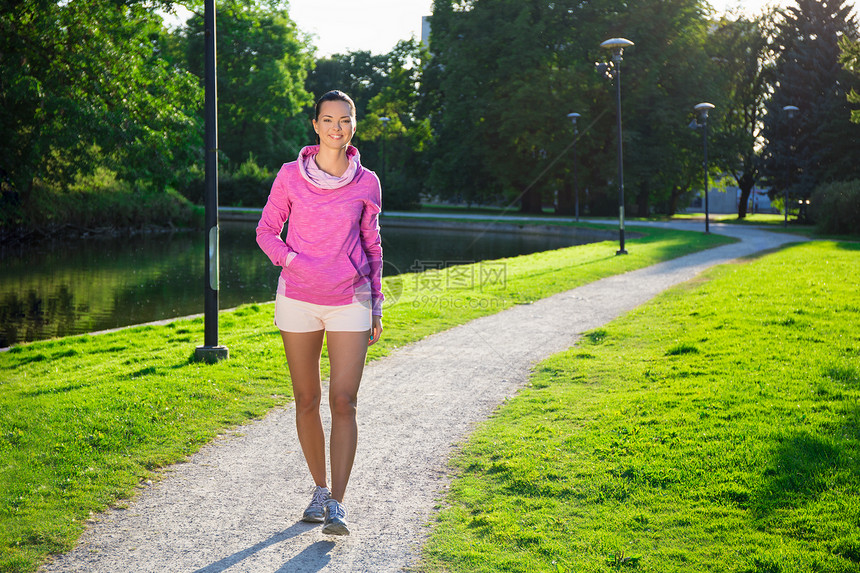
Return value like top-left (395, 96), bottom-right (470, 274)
top-left (325, 330), bottom-right (370, 502)
top-left (281, 330), bottom-right (327, 489)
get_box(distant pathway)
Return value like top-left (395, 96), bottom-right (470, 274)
top-left (40, 222), bottom-right (805, 573)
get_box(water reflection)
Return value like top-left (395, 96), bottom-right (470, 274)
top-left (0, 220), bottom-right (588, 347)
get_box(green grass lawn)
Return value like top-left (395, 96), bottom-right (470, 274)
top-left (420, 241), bottom-right (860, 573)
top-left (415, 204), bottom-right (805, 229)
top-left (670, 212), bottom-right (787, 223)
top-left (0, 226), bottom-right (731, 573)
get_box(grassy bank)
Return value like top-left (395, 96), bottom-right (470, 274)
top-left (421, 241), bottom-right (860, 572)
top-left (0, 226), bottom-right (731, 572)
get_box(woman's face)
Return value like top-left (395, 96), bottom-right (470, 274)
top-left (313, 100), bottom-right (356, 151)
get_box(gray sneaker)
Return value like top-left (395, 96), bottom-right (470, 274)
top-left (302, 486), bottom-right (330, 523)
top-left (322, 499), bottom-right (349, 535)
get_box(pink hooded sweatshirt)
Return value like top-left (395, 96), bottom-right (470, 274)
top-left (256, 145), bottom-right (384, 316)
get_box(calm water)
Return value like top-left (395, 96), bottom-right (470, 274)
top-left (0, 220), bottom-right (589, 347)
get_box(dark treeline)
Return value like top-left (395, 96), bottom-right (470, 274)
top-left (2, 0), bottom-right (859, 235)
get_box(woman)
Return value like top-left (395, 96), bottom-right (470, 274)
top-left (256, 90), bottom-right (384, 536)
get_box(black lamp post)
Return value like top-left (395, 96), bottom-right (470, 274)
top-left (693, 102), bottom-right (715, 234)
top-left (194, 0), bottom-right (228, 363)
top-left (599, 38), bottom-right (634, 255)
top-left (567, 112), bottom-right (581, 222)
top-left (782, 105), bottom-right (799, 228)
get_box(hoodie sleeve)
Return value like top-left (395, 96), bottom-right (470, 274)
top-left (360, 175), bottom-right (384, 316)
top-left (256, 166), bottom-right (297, 268)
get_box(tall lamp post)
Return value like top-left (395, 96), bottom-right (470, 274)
top-left (782, 105), bottom-right (799, 228)
top-left (599, 38), bottom-right (634, 255)
top-left (692, 102), bottom-right (715, 234)
top-left (567, 112), bottom-right (581, 222)
top-left (379, 116), bottom-right (390, 191)
top-left (195, 0), bottom-right (228, 363)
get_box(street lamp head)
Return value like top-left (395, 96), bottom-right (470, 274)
top-left (601, 38), bottom-right (635, 51)
top-left (380, 116), bottom-right (391, 126)
top-left (783, 105), bottom-right (799, 119)
top-left (601, 38), bottom-right (634, 61)
top-left (694, 102), bottom-right (715, 120)
top-left (568, 112), bottom-right (580, 134)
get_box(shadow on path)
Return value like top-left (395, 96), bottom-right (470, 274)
top-left (274, 541), bottom-right (336, 573)
top-left (193, 521), bottom-right (321, 573)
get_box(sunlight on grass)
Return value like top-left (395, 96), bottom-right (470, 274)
top-left (671, 212), bottom-right (790, 224)
top-left (421, 241), bottom-right (860, 573)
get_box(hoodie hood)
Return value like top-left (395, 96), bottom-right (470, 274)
top-left (297, 145), bottom-right (361, 190)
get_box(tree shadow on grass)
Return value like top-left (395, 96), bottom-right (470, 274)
top-left (753, 429), bottom-right (856, 517)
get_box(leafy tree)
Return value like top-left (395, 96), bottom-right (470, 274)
top-left (306, 50), bottom-right (391, 119)
top-left (761, 0), bottom-right (860, 217)
top-left (183, 0), bottom-right (315, 169)
top-left (426, 0), bottom-right (723, 216)
top-left (426, 0), bottom-right (525, 209)
top-left (0, 0), bottom-right (201, 198)
top-left (427, 0), bottom-right (622, 213)
top-left (708, 12), bottom-right (774, 218)
top-left (422, 0), bottom-right (496, 207)
top-left (362, 40), bottom-right (433, 209)
top-left (840, 36), bottom-right (860, 123)
top-left (307, 40), bottom-right (432, 209)
top-left (609, 0), bottom-right (719, 217)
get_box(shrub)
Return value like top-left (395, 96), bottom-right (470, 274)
top-left (181, 156), bottom-right (275, 208)
top-left (810, 180), bottom-right (860, 235)
top-left (12, 167), bottom-right (198, 232)
top-left (220, 156), bottom-right (275, 207)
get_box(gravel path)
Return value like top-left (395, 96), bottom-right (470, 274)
top-left (39, 222), bottom-right (805, 573)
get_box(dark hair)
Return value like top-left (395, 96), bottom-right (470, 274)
top-left (314, 90), bottom-right (356, 120)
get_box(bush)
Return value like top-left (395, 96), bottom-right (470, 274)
top-left (220, 157), bottom-right (276, 207)
top-left (0, 174), bottom-right (22, 230)
top-left (810, 180), bottom-right (860, 235)
top-left (3, 167), bottom-right (199, 234)
top-left (382, 169), bottom-right (422, 210)
top-left (181, 156), bottom-right (275, 208)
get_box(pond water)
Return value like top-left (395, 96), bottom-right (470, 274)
top-left (0, 219), bottom-right (597, 347)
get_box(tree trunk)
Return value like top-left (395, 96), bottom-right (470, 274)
top-left (668, 185), bottom-right (684, 216)
top-left (519, 186), bottom-right (543, 214)
top-left (556, 179), bottom-right (573, 215)
top-left (736, 171), bottom-right (755, 219)
top-left (636, 183), bottom-right (650, 218)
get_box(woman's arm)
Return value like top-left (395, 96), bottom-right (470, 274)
top-left (360, 178), bottom-right (384, 317)
top-left (256, 167), bottom-right (296, 267)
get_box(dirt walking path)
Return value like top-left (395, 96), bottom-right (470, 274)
top-left (39, 222), bottom-right (805, 573)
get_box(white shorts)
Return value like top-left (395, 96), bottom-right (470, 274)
top-left (274, 294), bottom-right (372, 333)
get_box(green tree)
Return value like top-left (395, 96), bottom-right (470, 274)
top-left (306, 50), bottom-right (390, 120)
top-left (610, 0), bottom-right (719, 217)
top-left (840, 36), bottom-right (860, 123)
top-left (708, 13), bottom-right (774, 218)
top-left (307, 40), bottom-right (432, 209)
top-left (761, 0), bottom-right (860, 217)
top-left (183, 0), bottom-right (315, 169)
top-left (427, 0), bottom-right (621, 212)
top-left (426, 0), bottom-right (722, 216)
top-left (362, 40), bottom-right (433, 209)
top-left (0, 0), bottom-right (201, 197)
